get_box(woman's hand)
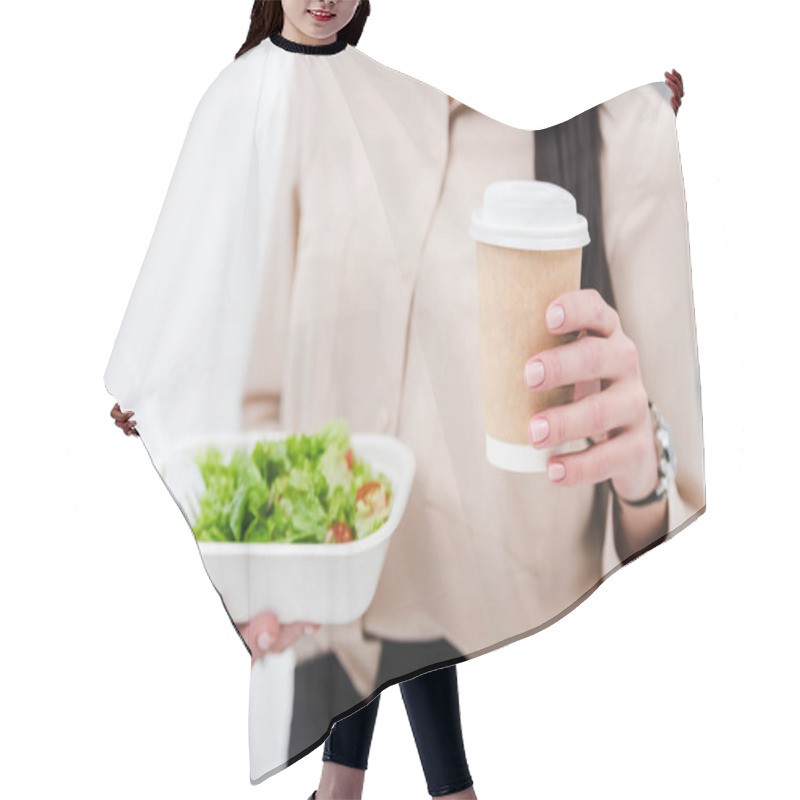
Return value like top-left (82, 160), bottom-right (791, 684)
top-left (524, 288), bottom-right (660, 504)
top-left (110, 402), bottom-right (139, 436)
top-left (665, 68), bottom-right (684, 115)
top-left (235, 610), bottom-right (321, 667)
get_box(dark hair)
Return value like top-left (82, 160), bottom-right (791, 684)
top-left (235, 4), bottom-right (612, 310)
top-left (235, 0), bottom-right (371, 59)
top-left (534, 111), bottom-right (616, 311)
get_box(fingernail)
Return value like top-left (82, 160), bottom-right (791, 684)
top-left (546, 304), bottom-right (565, 329)
top-left (257, 632), bottom-right (275, 651)
top-left (303, 624), bottom-right (318, 636)
top-left (525, 360), bottom-right (545, 387)
top-left (529, 418), bottom-right (549, 444)
top-left (548, 462), bottom-right (566, 481)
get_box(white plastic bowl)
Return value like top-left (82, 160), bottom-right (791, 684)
top-left (159, 430), bottom-right (416, 625)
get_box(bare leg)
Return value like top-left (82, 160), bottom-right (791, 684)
top-left (315, 761), bottom-right (366, 800)
top-left (315, 761), bottom-right (476, 799)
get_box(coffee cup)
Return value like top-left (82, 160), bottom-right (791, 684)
top-left (469, 180), bottom-right (592, 473)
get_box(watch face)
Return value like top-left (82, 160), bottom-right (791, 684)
top-left (657, 416), bottom-right (677, 479)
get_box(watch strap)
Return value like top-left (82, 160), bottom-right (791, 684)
top-left (611, 400), bottom-right (672, 507)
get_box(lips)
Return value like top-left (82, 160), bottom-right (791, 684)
top-left (308, 9), bottom-right (335, 20)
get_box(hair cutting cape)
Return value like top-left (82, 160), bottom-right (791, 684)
top-left (104, 32), bottom-right (705, 785)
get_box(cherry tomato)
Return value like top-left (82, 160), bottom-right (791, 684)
top-left (324, 521), bottom-right (354, 544)
top-left (356, 481), bottom-right (389, 514)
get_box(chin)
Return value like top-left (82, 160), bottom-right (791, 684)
top-left (300, 25), bottom-right (335, 40)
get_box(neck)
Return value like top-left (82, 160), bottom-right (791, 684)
top-left (281, 20), bottom-right (337, 47)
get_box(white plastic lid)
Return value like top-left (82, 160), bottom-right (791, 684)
top-left (470, 180), bottom-right (590, 251)
top-left (485, 434), bottom-right (591, 473)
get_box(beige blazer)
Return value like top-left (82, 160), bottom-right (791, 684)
top-left (241, 47), bottom-right (705, 698)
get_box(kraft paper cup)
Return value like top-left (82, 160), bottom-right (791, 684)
top-left (469, 180), bottom-right (593, 473)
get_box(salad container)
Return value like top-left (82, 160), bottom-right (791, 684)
top-left (158, 430), bottom-right (416, 626)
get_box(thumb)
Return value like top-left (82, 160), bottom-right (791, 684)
top-left (242, 611), bottom-right (281, 663)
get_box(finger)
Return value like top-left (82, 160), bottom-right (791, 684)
top-left (665, 78), bottom-right (681, 105)
top-left (666, 69), bottom-right (683, 94)
top-left (525, 332), bottom-right (637, 392)
top-left (572, 376), bottom-right (601, 404)
top-left (270, 621), bottom-right (321, 655)
top-left (111, 408), bottom-right (134, 422)
top-left (546, 430), bottom-right (640, 488)
top-left (573, 377), bottom-right (610, 443)
top-left (544, 288), bottom-right (620, 338)
top-left (528, 381), bottom-right (648, 449)
top-left (243, 611), bottom-right (281, 660)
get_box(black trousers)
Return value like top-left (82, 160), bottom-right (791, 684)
top-left (291, 637), bottom-right (474, 797)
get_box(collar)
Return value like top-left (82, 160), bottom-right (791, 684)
top-left (269, 31), bottom-right (348, 56)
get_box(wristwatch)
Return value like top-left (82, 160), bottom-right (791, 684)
top-left (612, 400), bottom-right (677, 507)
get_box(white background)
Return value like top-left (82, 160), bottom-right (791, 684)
top-left (1, 0), bottom-right (796, 798)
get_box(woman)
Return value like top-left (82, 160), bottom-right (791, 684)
top-left (108, 0), bottom-right (700, 795)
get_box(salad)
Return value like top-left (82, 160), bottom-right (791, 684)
top-left (191, 418), bottom-right (392, 545)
